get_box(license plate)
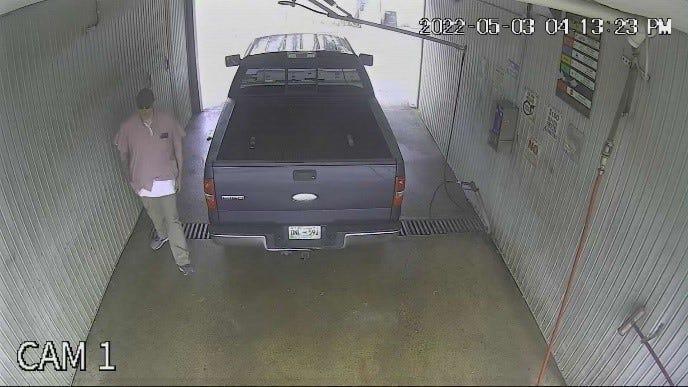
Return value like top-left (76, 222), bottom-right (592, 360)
top-left (288, 226), bottom-right (321, 240)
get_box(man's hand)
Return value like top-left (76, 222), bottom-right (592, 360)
top-left (119, 154), bottom-right (131, 184)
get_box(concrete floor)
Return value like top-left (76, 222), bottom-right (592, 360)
top-left (74, 108), bottom-right (563, 385)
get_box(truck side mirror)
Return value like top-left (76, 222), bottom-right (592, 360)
top-left (225, 54), bottom-right (242, 67)
top-left (359, 53), bottom-right (373, 66)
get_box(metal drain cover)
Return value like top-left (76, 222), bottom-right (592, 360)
top-left (152, 218), bottom-right (483, 240)
top-left (148, 223), bottom-right (210, 240)
top-left (183, 222), bottom-right (210, 239)
top-left (399, 218), bottom-right (484, 236)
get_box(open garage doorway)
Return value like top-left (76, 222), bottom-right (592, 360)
top-left (193, 0), bottom-right (425, 109)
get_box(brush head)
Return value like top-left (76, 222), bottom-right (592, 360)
top-left (618, 306), bottom-right (646, 336)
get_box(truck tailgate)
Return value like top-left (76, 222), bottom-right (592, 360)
top-left (213, 163), bottom-right (396, 224)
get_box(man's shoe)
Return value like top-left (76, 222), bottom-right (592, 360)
top-left (150, 233), bottom-right (169, 250)
top-left (178, 264), bottom-right (195, 276)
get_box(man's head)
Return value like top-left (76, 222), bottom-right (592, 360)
top-left (136, 88), bottom-right (155, 121)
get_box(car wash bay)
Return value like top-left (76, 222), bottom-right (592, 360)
top-left (70, 106), bottom-right (563, 385)
top-left (1, 0), bottom-right (688, 386)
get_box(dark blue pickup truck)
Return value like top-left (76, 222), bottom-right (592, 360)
top-left (204, 33), bottom-right (405, 251)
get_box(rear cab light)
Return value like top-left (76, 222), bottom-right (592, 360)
top-left (204, 178), bottom-right (217, 210)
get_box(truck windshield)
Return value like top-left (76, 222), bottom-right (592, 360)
top-left (240, 68), bottom-right (364, 89)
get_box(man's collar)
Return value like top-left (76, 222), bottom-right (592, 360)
top-left (138, 109), bottom-right (155, 125)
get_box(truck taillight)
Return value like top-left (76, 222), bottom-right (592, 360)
top-left (204, 178), bottom-right (217, 210)
top-left (395, 176), bottom-right (406, 192)
top-left (393, 176), bottom-right (405, 207)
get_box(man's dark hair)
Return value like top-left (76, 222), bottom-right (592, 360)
top-left (136, 88), bottom-right (155, 109)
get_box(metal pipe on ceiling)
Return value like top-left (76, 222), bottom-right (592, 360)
top-left (279, 0), bottom-right (467, 50)
top-left (0, 0), bottom-right (44, 16)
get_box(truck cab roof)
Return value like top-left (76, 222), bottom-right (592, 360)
top-left (228, 34), bottom-right (373, 97)
top-left (245, 33), bottom-right (355, 57)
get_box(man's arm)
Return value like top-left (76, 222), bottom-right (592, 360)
top-left (119, 152), bottom-right (131, 183)
top-left (173, 120), bottom-right (184, 191)
top-left (114, 125), bottom-right (130, 184)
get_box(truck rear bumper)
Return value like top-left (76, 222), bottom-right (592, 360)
top-left (209, 221), bottom-right (400, 251)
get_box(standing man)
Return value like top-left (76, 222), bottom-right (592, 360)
top-left (115, 88), bottom-right (194, 276)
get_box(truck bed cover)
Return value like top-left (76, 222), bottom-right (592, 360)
top-left (217, 97), bottom-right (393, 162)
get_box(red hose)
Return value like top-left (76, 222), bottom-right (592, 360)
top-left (536, 168), bottom-right (605, 385)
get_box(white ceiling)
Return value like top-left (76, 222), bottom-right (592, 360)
top-left (593, 0), bottom-right (688, 32)
top-left (2, 0), bottom-right (686, 33)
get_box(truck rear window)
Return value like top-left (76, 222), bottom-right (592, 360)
top-left (240, 68), bottom-right (364, 89)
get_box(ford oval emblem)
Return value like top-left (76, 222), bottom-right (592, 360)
top-left (292, 193), bottom-right (318, 202)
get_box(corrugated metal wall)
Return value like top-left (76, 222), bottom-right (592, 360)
top-left (0, 0), bottom-right (191, 384)
top-left (418, 0), bottom-right (688, 385)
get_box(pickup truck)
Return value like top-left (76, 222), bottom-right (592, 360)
top-left (204, 33), bottom-right (405, 251)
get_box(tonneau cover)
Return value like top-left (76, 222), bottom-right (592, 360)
top-left (217, 97), bottom-right (393, 162)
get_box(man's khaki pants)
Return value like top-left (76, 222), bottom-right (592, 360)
top-left (141, 194), bottom-right (190, 266)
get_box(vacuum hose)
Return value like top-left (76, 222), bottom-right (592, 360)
top-left (536, 54), bottom-right (639, 385)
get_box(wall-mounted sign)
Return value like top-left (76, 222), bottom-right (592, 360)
top-left (522, 88), bottom-right (539, 124)
top-left (556, 13), bottom-right (600, 118)
top-left (563, 122), bottom-right (585, 162)
top-left (524, 136), bottom-right (539, 166)
top-left (543, 105), bottom-right (562, 138)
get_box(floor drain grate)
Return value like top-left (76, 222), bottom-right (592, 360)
top-left (149, 223), bottom-right (210, 240)
top-left (153, 219), bottom-right (482, 240)
top-left (184, 223), bottom-right (210, 239)
top-left (399, 218), bottom-right (484, 237)
top-left (183, 223), bottom-right (210, 239)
